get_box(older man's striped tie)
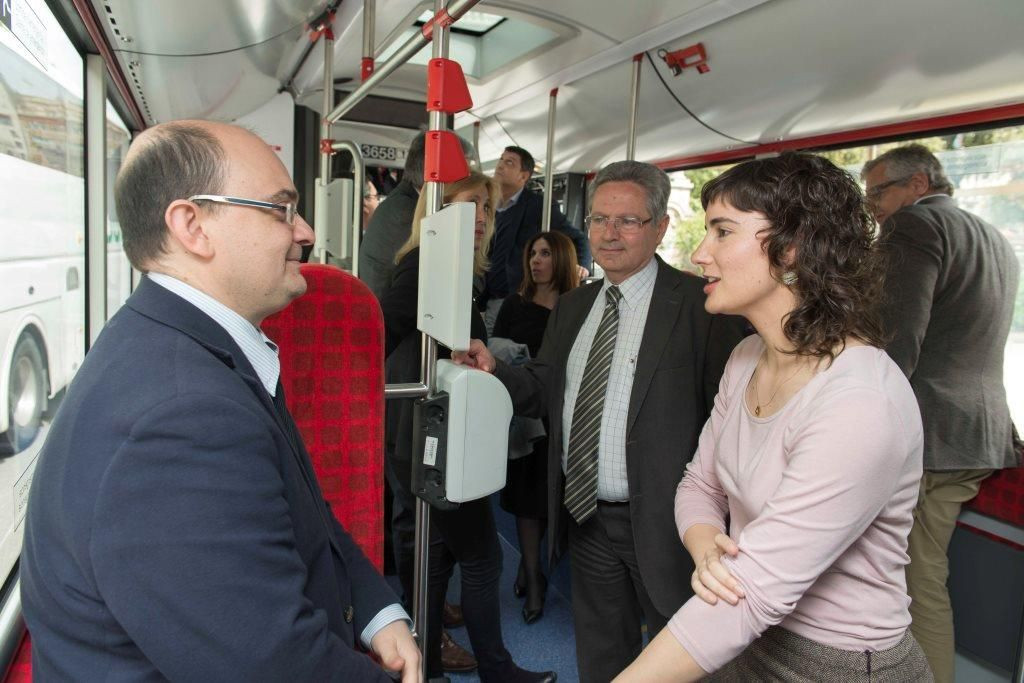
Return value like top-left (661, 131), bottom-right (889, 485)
top-left (563, 285), bottom-right (622, 525)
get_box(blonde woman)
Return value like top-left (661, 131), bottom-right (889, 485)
top-left (381, 171), bottom-right (557, 683)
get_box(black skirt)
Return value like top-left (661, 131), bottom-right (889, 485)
top-left (500, 434), bottom-right (548, 519)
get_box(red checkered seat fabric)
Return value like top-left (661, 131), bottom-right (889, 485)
top-left (262, 263), bottom-right (386, 570)
top-left (965, 465), bottom-right (1024, 528)
top-left (4, 634), bottom-right (31, 682)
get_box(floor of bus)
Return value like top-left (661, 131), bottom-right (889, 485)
top-left (390, 495), bottom-right (1014, 683)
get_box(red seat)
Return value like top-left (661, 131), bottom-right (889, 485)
top-left (4, 633), bottom-right (31, 682)
top-left (262, 264), bottom-right (387, 570)
top-left (965, 465), bottom-right (1024, 528)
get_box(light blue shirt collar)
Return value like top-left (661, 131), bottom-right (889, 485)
top-left (147, 272), bottom-right (281, 396)
top-left (497, 186), bottom-right (525, 213)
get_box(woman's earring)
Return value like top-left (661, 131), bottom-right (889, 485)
top-left (781, 271), bottom-right (798, 286)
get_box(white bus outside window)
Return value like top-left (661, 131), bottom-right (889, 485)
top-left (0, 0), bottom-right (85, 581)
top-left (106, 102), bottom-right (131, 318)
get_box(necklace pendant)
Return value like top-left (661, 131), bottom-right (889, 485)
top-left (754, 405), bottom-right (761, 417)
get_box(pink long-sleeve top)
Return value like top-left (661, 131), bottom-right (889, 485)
top-left (669, 335), bottom-right (923, 673)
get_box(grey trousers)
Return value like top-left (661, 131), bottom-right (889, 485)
top-left (707, 626), bottom-right (933, 682)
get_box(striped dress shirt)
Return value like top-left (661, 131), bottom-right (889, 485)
top-left (562, 256), bottom-right (658, 501)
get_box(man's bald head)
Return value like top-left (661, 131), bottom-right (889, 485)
top-left (115, 120), bottom-right (231, 270)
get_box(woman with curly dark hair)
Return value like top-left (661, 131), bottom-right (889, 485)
top-left (616, 154), bottom-right (932, 681)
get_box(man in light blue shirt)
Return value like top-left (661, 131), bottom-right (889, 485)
top-left (22, 120), bottom-right (419, 682)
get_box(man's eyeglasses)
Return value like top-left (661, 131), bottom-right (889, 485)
top-left (585, 214), bottom-right (653, 234)
top-left (188, 194), bottom-right (297, 225)
top-left (364, 192), bottom-right (385, 202)
top-left (864, 178), bottom-right (909, 203)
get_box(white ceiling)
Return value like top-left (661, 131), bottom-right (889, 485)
top-left (92, 0), bottom-right (1024, 171)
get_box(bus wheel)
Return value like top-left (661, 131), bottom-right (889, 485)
top-left (1, 335), bottom-right (46, 456)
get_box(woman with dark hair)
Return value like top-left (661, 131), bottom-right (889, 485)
top-left (381, 171), bottom-right (555, 683)
top-left (616, 154), bottom-right (931, 681)
top-left (492, 230), bottom-right (580, 624)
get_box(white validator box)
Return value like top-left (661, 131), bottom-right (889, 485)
top-left (314, 177), bottom-right (354, 261)
top-left (435, 360), bottom-right (512, 503)
top-left (417, 202), bottom-right (475, 351)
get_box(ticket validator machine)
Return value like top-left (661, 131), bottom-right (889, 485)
top-left (410, 202), bottom-right (513, 509)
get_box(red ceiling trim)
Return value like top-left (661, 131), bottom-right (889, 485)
top-left (653, 102), bottom-right (1024, 172)
top-left (69, 0), bottom-right (147, 131)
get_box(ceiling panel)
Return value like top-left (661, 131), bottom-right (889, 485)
top-left (459, 0), bottom-right (1024, 172)
top-left (91, 0), bottom-right (1024, 170)
top-left (92, 0), bottom-right (326, 124)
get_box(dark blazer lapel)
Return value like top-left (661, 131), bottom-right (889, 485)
top-left (504, 190), bottom-right (530, 238)
top-left (627, 259), bottom-right (684, 434)
top-left (128, 278), bottom-right (293, 439)
top-left (128, 278), bottom-right (344, 555)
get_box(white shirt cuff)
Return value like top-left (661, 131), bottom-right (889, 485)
top-left (360, 603), bottom-right (412, 649)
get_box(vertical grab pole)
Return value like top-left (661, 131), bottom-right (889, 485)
top-left (353, 0), bottom-right (376, 277)
top-left (412, 0), bottom-right (447, 674)
top-left (362, 0), bottom-right (376, 81)
top-left (317, 21), bottom-right (335, 264)
top-left (472, 121), bottom-right (482, 168)
top-left (541, 88), bottom-right (558, 232)
top-left (626, 53), bottom-right (643, 161)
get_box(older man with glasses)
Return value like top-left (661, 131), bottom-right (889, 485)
top-left (456, 160), bottom-right (747, 681)
top-left (862, 144), bottom-right (1021, 683)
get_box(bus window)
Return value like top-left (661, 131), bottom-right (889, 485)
top-left (659, 163), bottom-right (735, 275)
top-left (0, 0), bottom-right (85, 580)
top-left (106, 102), bottom-right (131, 318)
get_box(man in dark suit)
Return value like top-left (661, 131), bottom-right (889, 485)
top-left (479, 146), bottom-right (591, 330)
top-left (360, 132), bottom-right (427, 300)
top-left (458, 161), bottom-right (746, 681)
top-left (21, 121), bottom-right (420, 682)
top-left (863, 144), bottom-right (1020, 683)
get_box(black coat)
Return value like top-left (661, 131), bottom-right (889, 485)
top-left (360, 178), bottom-right (419, 300)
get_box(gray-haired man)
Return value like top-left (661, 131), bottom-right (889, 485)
top-left (863, 144), bottom-right (1020, 683)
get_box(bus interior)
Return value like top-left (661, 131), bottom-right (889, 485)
top-left (1, 0), bottom-right (1022, 680)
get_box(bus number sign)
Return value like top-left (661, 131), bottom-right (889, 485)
top-left (360, 144), bottom-right (406, 163)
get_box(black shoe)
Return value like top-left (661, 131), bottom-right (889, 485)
top-left (513, 561), bottom-right (527, 598)
top-left (521, 575), bottom-right (547, 624)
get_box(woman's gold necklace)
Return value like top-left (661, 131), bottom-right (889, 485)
top-left (752, 356), bottom-right (805, 417)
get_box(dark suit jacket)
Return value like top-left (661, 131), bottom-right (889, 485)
top-left (483, 187), bottom-right (591, 302)
top-left (360, 178), bottom-right (419, 300)
top-left (880, 194), bottom-right (1020, 471)
top-left (495, 257), bottom-right (746, 616)
top-left (21, 277), bottom-right (398, 681)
